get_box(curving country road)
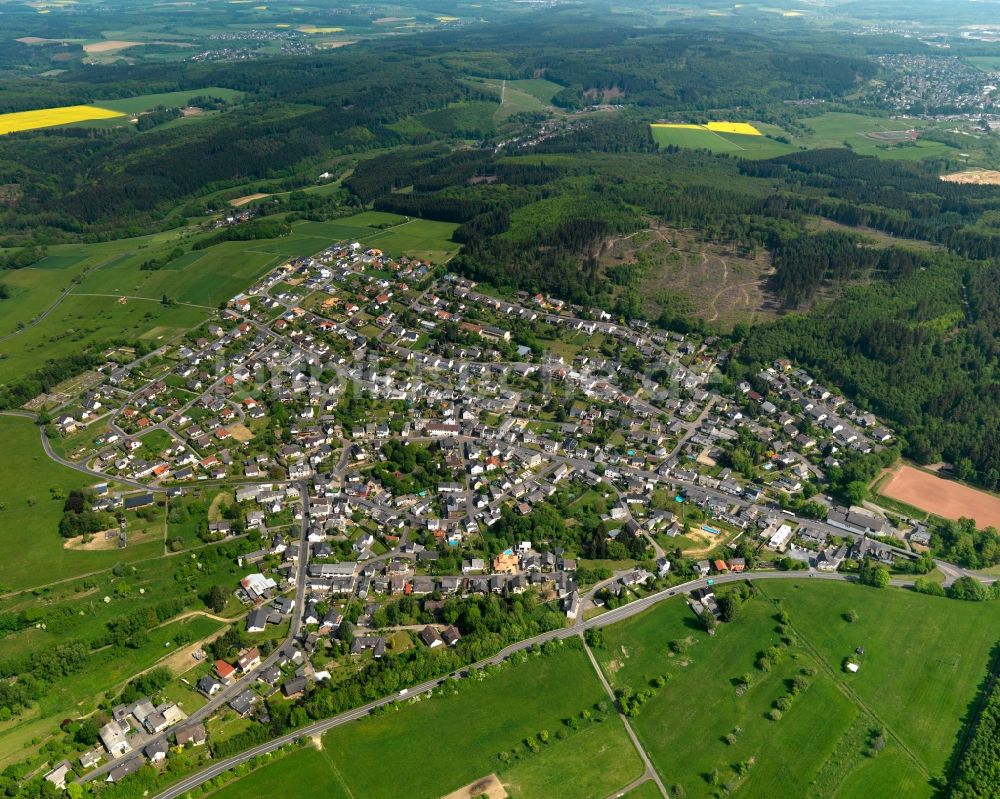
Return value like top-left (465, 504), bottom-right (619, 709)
top-left (147, 570), bottom-right (874, 799)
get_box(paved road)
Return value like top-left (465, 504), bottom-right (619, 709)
top-left (82, 482), bottom-right (313, 784)
top-left (146, 570), bottom-right (867, 799)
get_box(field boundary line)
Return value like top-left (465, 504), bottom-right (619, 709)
top-left (0, 252), bottom-right (130, 344)
top-left (700, 127), bottom-right (745, 151)
top-left (319, 747), bottom-right (357, 799)
top-left (582, 636), bottom-right (669, 798)
top-left (757, 584), bottom-right (931, 779)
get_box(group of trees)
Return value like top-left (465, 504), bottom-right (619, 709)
top-left (58, 490), bottom-right (113, 540)
top-left (931, 517), bottom-right (1000, 569)
top-left (950, 646), bottom-right (1000, 799)
top-left (0, 353), bottom-right (100, 410)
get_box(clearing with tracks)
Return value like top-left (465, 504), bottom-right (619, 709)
top-left (600, 225), bottom-right (781, 329)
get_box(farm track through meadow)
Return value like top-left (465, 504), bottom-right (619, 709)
top-left (0, 252), bottom-right (131, 344)
top-left (757, 584), bottom-right (931, 780)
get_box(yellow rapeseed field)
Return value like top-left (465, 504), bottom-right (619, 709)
top-left (297, 25), bottom-right (344, 33)
top-left (704, 121), bottom-right (762, 136)
top-left (651, 122), bottom-right (763, 136)
top-left (0, 105), bottom-right (124, 135)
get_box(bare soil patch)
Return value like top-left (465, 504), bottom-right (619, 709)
top-left (84, 40), bottom-right (141, 54)
top-left (224, 422), bottom-right (254, 442)
top-left (230, 192), bottom-right (270, 207)
top-left (881, 464), bottom-right (1000, 530)
top-left (941, 169), bottom-right (1000, 185)
top-left (63, 530), bottom-right (120, 551)
top-left (160, 625), bottom-right (228, 676)
top-left (599, 225), bottom-right (780, 330)
top-left (441, 774), bottom-right (507, 799)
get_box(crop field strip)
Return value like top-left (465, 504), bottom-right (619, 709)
top-left (0, 105), bottom-right (124, 134)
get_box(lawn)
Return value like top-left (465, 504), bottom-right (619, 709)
top-left (212, 643), bottom-right (645, 799)
top-left (593, 582), bottom-right (1000, 797)
top-left (139, 428), bottom-right (174, 455)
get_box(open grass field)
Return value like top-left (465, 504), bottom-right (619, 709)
top-left (651, 122), bottom-right (796, 158)
top-left (651, 113), bottom-right (959, 162)
top-left (762, 581), bottom-right (1000, 776)
top-left (0, 416), bottom-right (164, 593)
top-left (0, 608), bottom-right (225, 767)
top-left (594, 581), bottom-right (1000, 797)
top-left (509, 78), bottom-right (563, 104)
top-left (797, 112), bottom-right (954, 160)
top-left (0, 105), bottom-right (123, 134)
top-left (208, 746), bottom-right (352, 799)
top-left (967, 56), bottom-right (1000, 72)
top-left (410, 101), bottom-right (499, 137)
top-left (880, 464), bottom-right (1000, 530)
top-left (0, 293), bottom-right (205, 382)
top-left (209, 643), bottom-right (644, 799)
top-left (0, 210), bottom-right (453, 385)
top-left (297, 212), bottom-right (459, 262)
top-left (95, 87), bottom-right (244, 114)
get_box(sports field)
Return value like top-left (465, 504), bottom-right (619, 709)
top-left (593, 581), bottom-right (1000, 797)
top-left (206, 643), bottom-right (645, 799)
top-left (881, 464), bottom-right (1000, 530)
top-left (0, 105), bottom-right (123, 134)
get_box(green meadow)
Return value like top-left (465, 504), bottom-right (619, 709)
top-left (0, 416), bottom-right (164, 593)
top-left (650, 124), bottom-right (797, 158)
top-left (593, 581), bottom-right (1000, 798)
top-left (651, 113), bottom-right (959, 162)
top-left (207, 643), bottom-right (645, 799)
top-left (0, 210), bottom-right (456, 384)
top-left (96, 87), bottom-right (244, 114)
